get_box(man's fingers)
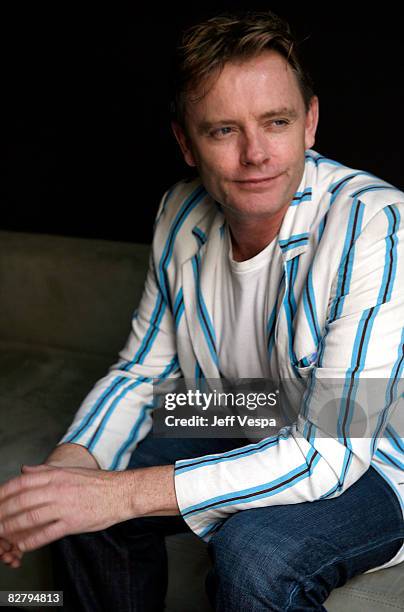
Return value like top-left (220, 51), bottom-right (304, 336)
top-left (0, 537), bottom-right (12, 553)
top-left (21, 465), bottom-right (55, 473)
top-left (0, 503), bottom-right (58, 538)
top-left (0, 488), bottom-right (54, 525)
top-left (16, 520), bottom-right (65, 552)
top-left (0, 471), bottom-right (53, 502)
top-left (1, 552), bottom-right (22, 568)
top-left (0, 537), bottom-right (23, 569)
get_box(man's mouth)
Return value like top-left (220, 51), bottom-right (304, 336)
top-left (234, 173), bottom-right (283, 187)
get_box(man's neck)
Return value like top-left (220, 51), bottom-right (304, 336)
top-left (226, 209), bottom-right (286, 262)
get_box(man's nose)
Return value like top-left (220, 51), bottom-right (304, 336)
top-left (240, 130), bottom-right (270, 167)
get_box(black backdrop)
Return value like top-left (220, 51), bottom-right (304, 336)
top-left (1, 4), bottom-right (403, 244)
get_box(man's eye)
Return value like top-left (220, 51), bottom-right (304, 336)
top-left (211, 127), bottom-right (233, 138)
top-left (271, 119), bottom-right (289, 127)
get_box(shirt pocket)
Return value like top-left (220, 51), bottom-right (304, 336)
top-left (293, 352), bottom-right (318, 379)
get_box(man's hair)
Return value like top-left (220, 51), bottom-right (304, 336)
top-left (170, 10), bottom-right (315, 127)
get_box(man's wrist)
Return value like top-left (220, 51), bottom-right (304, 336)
top-left (44, 442), bottom-right (101, 469)
top-left (124, 465), bottom-right (179, 519)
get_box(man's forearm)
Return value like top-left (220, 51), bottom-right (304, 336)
top-left (44, 442), bottom-right (101, 469)
top-left (125, 465), bottom-right (179, 518)
top-left (44, 445), bottom-right (179, 521)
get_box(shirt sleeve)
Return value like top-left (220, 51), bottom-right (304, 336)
top-left (57, 189), bottom-right (181, 471)
top-left (174, 202), bottom-right (404, 542)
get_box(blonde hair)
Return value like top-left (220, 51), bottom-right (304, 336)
top-left (170, 11), bottom-right (315, 126)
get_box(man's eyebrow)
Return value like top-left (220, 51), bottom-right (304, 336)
top-left (197, 108), bottom-right (298, 133)
top-left (259, 108), bottom-right (298, 121)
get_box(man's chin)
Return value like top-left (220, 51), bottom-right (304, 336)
top-left (220, 196), bottom-right (287, 219)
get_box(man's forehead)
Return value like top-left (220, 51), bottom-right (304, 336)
top-left (189, 51), bottom-right (298, 98)
top-left (195, 49), bottom-right (293, 91)
top-left (184, 52), bottom-right (303, 128)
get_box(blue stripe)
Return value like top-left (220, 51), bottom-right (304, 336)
top-left (301, 419), bottom-right (317, 446)
top-left (385, 425), bottom-right (404, 454)
top-left (350, 184), bottom-right (396, 198)
top-left (173, 288), bottom-right (183, 315)
top-left (173, 288), bottom-right (184, 329)
top-left (321, 172), bottom-right (372, 244)
top-left (111, 401), bottom-right (153, 470)
top-left (303, 269), bottom-right (321, 345)
top-left (192, 226), bottom-right (207, 246)
top-left (328, 172), bottom-right (373, 205)
top-left (305, 152), bottom-right (344, 167)
top-left (301, 359), bottom-right (320, 418)
top-left (181, 449), bottom-right (321, 517)
top-left (175, 435), bottom-right (282, 475)
top-left (319, 463), bottom-right (346, 499)
top-left (192, 254), bottom-right (219, 367)
top-left (379, 205), bottom-right (400, 303)
top-left (329, 198), bottom-right (365, 322)
top-left (195, 361), bottom-right (204, 380)
top-left (266, 303), bottom-right (277, 357)
top-left (318, 213), bottom-right (328, 242)
top-left (337, 306), bottom-right (380, 444)
top-left (283, 259), bottom-right (300, 373)
top-left (199, 521), bottom-right (222, 540)
top-left (88, 377), bottom-right (155, 456)
top-left (279, 232), bottom-right (309, 253)
top-left (267, 272), bottom-right (285, 358)
top-left (291, 188), bottom-right (312, 206)
top-left (64, 377), bottom-right (130, 444)
top-left (133, 293), bottom-right (166, 364)
top-left (375, 449), bottom-right (404, 471)
top-left (158, 185), bottom-right (206, 305)
top-left (372, 330), bottom-right (404, 456)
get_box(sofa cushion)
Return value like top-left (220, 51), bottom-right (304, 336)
top-left (0, 231), bottom-right (150, 354)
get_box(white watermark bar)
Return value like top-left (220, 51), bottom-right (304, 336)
top-left (0, 591), bottom-right (63, 606)
top-left (153, 378), bottom-right (291, 438)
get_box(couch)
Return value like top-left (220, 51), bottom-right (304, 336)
top-left (0, 229), bottom-right (403, 611)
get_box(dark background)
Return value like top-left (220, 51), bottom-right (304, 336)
top-left (1, 4), bottom-right (403, 244)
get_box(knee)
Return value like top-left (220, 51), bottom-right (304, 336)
top-left (209, 511), bottom-right (292, 582)
top-left (208, 513), bottom-right (326, 610)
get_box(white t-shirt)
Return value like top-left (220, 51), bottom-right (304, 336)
top-left (214, 224), bottom-right (282, 380)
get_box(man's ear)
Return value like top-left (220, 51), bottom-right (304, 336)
top-left (171, 121), bottom-right (197, 167)
top-left (304, 95), bottom-right (319, 150)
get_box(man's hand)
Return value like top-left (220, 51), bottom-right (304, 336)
top-left (0, 536), bottom-right (23, 568)
top-left (0, 443), bottom-right (102, 567)
top-left (0, 464), bottom-right (135, 554)
top-left (0, 441), bottom-right (178, 563)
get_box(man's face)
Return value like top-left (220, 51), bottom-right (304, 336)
top-left (172, 50), bottom-right (319, 222)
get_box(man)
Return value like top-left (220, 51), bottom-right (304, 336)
top-left (0, 10), bottom-right (403, 611)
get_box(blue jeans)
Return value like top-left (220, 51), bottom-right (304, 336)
top-left (51, 434), bottom-right (404, 611)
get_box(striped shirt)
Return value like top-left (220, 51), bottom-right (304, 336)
top-left (58, 149), bottom-right (404, 572)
